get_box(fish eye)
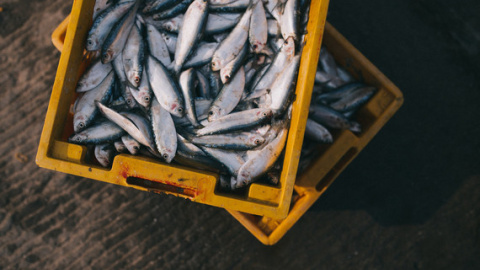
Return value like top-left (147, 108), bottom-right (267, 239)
top-left (163, 154), bottom-right (169, 159)
top-left (177, 107), bottom-right (183, 113)
top-left (87, 40), bottom-right (93, 45)
top-left (208, 111), bottom-right (214, 116)
top-left (252, 44), bottom-right (257, 50)
top-left (225, 75), bottom-right (230, 81)
top-left (144, 96), bottom-right (150, 102)
top-left (133, 146), bottom-right (139, 150)
top-left (134, 77), bottom-right (140, 83)
top-left (78, 122), bottom-right (85, 129)
top-left (75, 137), bottom-right (82, 142)
top-left (263, 112), bottom-right (267, 116)
top-left (127, 99), bottom-right (132, 105)
top-left (254, 139), bottom-right (261, 144)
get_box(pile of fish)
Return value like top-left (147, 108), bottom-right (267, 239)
top-left (69, 0), bottom-right (312, 189)
top-left (297, 47), bottom-right (377, 173)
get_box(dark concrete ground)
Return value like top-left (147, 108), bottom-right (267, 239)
top-left (1, 0), bottom-right (479, 269)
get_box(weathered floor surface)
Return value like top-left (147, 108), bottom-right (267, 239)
top-left (1, 0), bottom-right (479, 269)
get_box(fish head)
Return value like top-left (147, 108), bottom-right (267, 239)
top-left (124, 141), bottom-right (139, 155)
top-left (101, 50), bottom-right (114, 64)
top-left (167, 101), bottom-right (184, 118)
top-left (140, 92), bottom-right (151, 107)
top-left (220, 66), bottom-right (233, 84)
top-left (207, 106), bottom-right (222, 122)
top-left (68, 133), bottom-right (87, 144)
top-left (249, 134), bottom-right (265, 146)
top-left (236, 171), bottom-right (251, 188)
top-left (96, 153), bottom-right (111, 167)
top-left (211, 57), bottom-right (222, 71)
top-left (161, 21), bottom-right (177, 32)
top-left (73, 115), bottom-right (87, 133)
top-left (160, 148), bottom-right (175, 163)
top-left (114, 141), bottom-right (126, 153)
top-left (85, 37), bottom-right (98, 51)
top-left (283, 37), bottom-right (296, 57)
top-left (257, 109), bottom-right (273, 119)
top-left (251, 41), bottom-right (266, 54)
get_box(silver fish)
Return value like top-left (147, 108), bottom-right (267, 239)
top-left (146, 56), bottom-right (185, 117)
top-left (197, 108), bottom-right (272, 136)
top-left (249, 0), bottom-right (268, 53)
top-left (86, 1), bottom-right (135, 51)
top-left (309, 104), bottom-right (361, 133)
top-left (96, 102), bottom-right (154, 149)
top-left (190, 132), bottom-right (265, 150)
top-left (236, 127), bottom-right (288, 187)
top-left (69, 120), bottom-right (125, 145)
top-left (208, 67), bottom-right (245, 121)
top-left (211, 6), bottom-right (252, 71)
top-left (74, 71), bottom-right (115, 133)
top-left (121, 134), bottom-right (140, 155)
top-left (130, 74), bottom-right (152, 108)
top-left (76, 60), bottom-right (113, 92)
top-left (246, 38), bottom-right (295, 100)
top-left (95, 144), bottom-right (115, 167)
top-left (280, 0), bottom-right (298, 40)
top-left (151, 98), bottom-right (178, 163)
top-left (269, 55), bottom-right (300, 115)
top-left (146, 23), bottom-right (172, 66)
top-left (101, 1), bottom-right (139, 63)
top-left (305, 119), bottom-right (333, 143)
top-left (200, 147), bottom-right (245, 176)
top-left (183, 42), bottom-right (218, 69)
top-left (172, 0), bottom-right (209, 74)
top-left (179, 68), bottom-right (202, 127)
top-left (123, 24), bottom-right (145, 88)
top-left (114, 140), bottom-right (127, 153)
top-left (220, 42), bottom-right (248, 84)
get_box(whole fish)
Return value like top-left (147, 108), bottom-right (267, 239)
top-left (236, 127), bottom-right (288, 187)
top-left (96, 102), bottom-right (154, 149)
top-left (280, 0), bottom-right (298, 40)
top-left (86, 1), bottom-right (135, 51)
top-left (309, 104), bottom-right (361, 133)
top-left (146, 23), bottom-right (172, 66)
top-left (249, 0), bottom-right (268, 53)
top-left (69, 120), bottom-right (125, 145)
top-left (101, 1), bottom-right (139, 64)
top-left (151, 98), bottom-right (178, 162)
top-left (196, 108), bottom-right (272, 136)
top-left (208, 67), bottom-right (245, 121)
top-left (305, 119), bottom-right (332, 143)
top-left (179, 68), bottom-right (202, 127)
top-left (74, 71), bottom-right (115, 133)
top-left (269, 55), bottom-right (300, 115)
top-left (146, 56), bottom-right (185, 117)
top-left (123, 24), bottom-right (145, 87)
top-left (172, 0), bottom-right (209, 74)
top-left (189, 132), bottom-right (265, 150)
top-left (220, 43), bottom-right (248, 84)
top-left (211, 6), bottom-right (252, 71)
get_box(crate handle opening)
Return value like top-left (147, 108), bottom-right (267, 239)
top-left (126, 176), bottom-right (197, 198)
top-left (316, 147), bottom-right (358, 192)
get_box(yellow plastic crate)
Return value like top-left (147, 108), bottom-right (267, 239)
top-left (227, 23), bottom-right (404, 245)
top-left (37, 0), bottom-right (330, 219)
